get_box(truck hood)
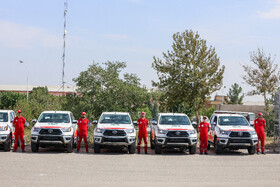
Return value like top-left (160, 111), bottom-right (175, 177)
top-left (97, 123), bottom-right (134, 129)
top-left (158, 124), bottom-right (194, 131)
top-left (220, 125), bottom-right (255, 132)
top-left (34, 122), bottom-right (72, 129)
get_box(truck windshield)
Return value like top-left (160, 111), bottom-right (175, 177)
top-left (249, 114), bottom-right (255, 121)
top-left (99, 114), bottom-right (131, 124)
top-left (38, 113), bottom-right (70, 123)
top-left (218, 116), bottom-right (249, 126)
top-left (159, 115), bottom-right (190, 125)
top-left (0, 112), bottom-right (8, 122)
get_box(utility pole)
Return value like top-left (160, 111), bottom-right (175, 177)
top-left (62, 0), bottom-right (68, 95)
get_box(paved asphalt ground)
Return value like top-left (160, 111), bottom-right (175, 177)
top-left (0, 146), bottom-right (280, 187)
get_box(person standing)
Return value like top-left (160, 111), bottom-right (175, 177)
top-left (137, 112), bottom-right (149, 154)
top-left (13, 110), bottom-right (26, 152)
top-left (254, 113), bottom-right (266, 154)
top-left (198, 116), bottom-right (210, 155)
top-left (77, 112), bottom-right (90, 153)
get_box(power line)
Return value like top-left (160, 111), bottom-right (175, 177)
top-left (62, 0), bottom-right (68, 95)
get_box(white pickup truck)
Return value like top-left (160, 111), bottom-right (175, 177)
top-left (208, 112), bottom-right (258, 154)
top-left (150, 113), bottom-right (197, 154)
top-left (31, 111), bottom-right (78, 153)
top-left (0, 110), bottom-right (15, 151)
top-left (93, 112), bottom-right (136, 154)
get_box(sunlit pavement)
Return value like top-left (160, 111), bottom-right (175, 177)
top-left (0, 145), bottom-right (279, 187)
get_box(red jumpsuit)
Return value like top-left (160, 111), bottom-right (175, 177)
top-left (198, 122), bottom-right (210, 153)
top-left (254, 118), bottom-right (266, 152)
top-left (137, 118), bottom-right (149, 153)
top-left (77, 118), bottom-right (89, 151)
top-left (13, 116), bottom-right (26, 151)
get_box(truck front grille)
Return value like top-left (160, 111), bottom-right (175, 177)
top-left (229, 139), bottom-right (251, 143)
top-left (39, 129), bottom-right (62, 135)
top-left (39, 136), bottom-right (62, 141)
top-left (103, 138), bottom-right (127, 143)
top-left (166, 138), bottom-right (189, 143)
top-left (229, 131), bottom-right (250, 137)
top-left (103, 130), bottom-right (126, 136)
top-left (167, 131), bottom-right (189, 137)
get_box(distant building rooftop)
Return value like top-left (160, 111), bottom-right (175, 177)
top-left (0, 85), bottom-right (78, 96)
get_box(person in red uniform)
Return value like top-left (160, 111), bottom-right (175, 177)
top-left (254, 113), bottom-right (266, 154)
top-left (137, 112), bottom-right (149, 154)
top-left (198, 116), bottom-right (210, 155)
top-left (77, 112), bottom-right (90, 153)
top-left (13, 110), bottom-right (26, 152)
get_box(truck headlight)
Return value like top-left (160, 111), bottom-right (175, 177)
top-left (188, 130), bottom-right (196, 134)
top-left (62, 127), bottom-right (72, 132)
top-left (32, 127), bottom-right (40, 132)
top-left (157, 129), bottom-right (167, 134)
top-left (125, 128), bottom-right (134, 133)
top-left (0, 125), bottom-right (8, 131)
top-left (220, 129), bottom-right (230, 135)
top-left (250, 131), bottom-right (256, 135)
top-left (96, 128), bottom-right (105, 133)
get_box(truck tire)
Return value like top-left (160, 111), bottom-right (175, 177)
top-left (4, 137), bottom-right (11, 152)
top-left (150, 133), bottom-right (155, 149)
top-left (128, 142), bottom-right (136, 154)
top-left (66, 141), bottom-right (73, 153)
top-left (214, 138), bottom-right (223, 154)
top-left (94, 144), bottom-right (101, 153)
top-left (155, 144), bottom-right (162, 154)
top-left (189, 145), bottom-right (196, 154)
top-left (248, 146), bottom-right (256, 155)
top-left (31, 142), bottom-right (39, 152)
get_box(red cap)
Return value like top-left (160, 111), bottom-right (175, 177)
top-left (258, 113), bottom-right (263, 116)
top-left (18, 110), bottom-right (22, 113)
top-left (141, 112), bottom-right (145, 115)
top-left (203, 116), bottom-right (207, 119)
top-left (82, 112), bottom-right (86, 115)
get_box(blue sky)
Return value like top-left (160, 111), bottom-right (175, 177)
top-left (0, 0), bottom-right (280, 101)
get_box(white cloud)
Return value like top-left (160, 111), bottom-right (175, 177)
top-left (0, 20), bottom-right (62, 49)
top-left (103, 34), bottom-right (130, 40)
top-left (258, 0), bottom-right (280, 19)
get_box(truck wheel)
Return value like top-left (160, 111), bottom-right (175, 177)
top-left (248, 146), bottom-right (256, 155)
top-left (214, 138), bottom-right (223, 154)
top-left (66, 141), bottom-right (73, 153)
top-left (4, 137), bottom-right (11, 152)
top-left (128, 142), bottom-right (136, 154)
top-left (155, 144), bottom-right (162, 154)
top-left (94, 144), bottom-right (101, 153)
top-left (150, 133), bottom-right (155, 149)
top-left (189, 145), bottom-right (196, 154)
top-left (31, 142), bottom-right (39, 152)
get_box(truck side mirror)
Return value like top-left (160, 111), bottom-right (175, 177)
top-left (92, 120), bottom-right (98, 125)
top-left (211, 122), bottom-right (216, 126)
top-left (73, 120), bottom-right (78, 124)
top-left (152, 121), bottom-right (157, 125)
top-left (133, 121), bottom-right (137, 125)
top-left (192, 122), bottom-right (197, 127)
top-left (32, 119), bottom-right (37, 123)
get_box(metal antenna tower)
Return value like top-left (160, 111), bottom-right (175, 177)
top-left (62, 0), bottom-right (68, 95)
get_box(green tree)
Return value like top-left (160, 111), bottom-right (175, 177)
top-left (152, 29), bottom-right (225, 123)
top-left (227, 83), bottom-right (244, 104)
top-left (151, 101), bottom-right (159, 119)
top-left (72, 61), bottom-right (149, 120)
top-left (0, 92), bottom-right (25, 109)
top-left (14, 87), bottom-right (63, 121)
top-left (242, 48), bottom-right (280, 114)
